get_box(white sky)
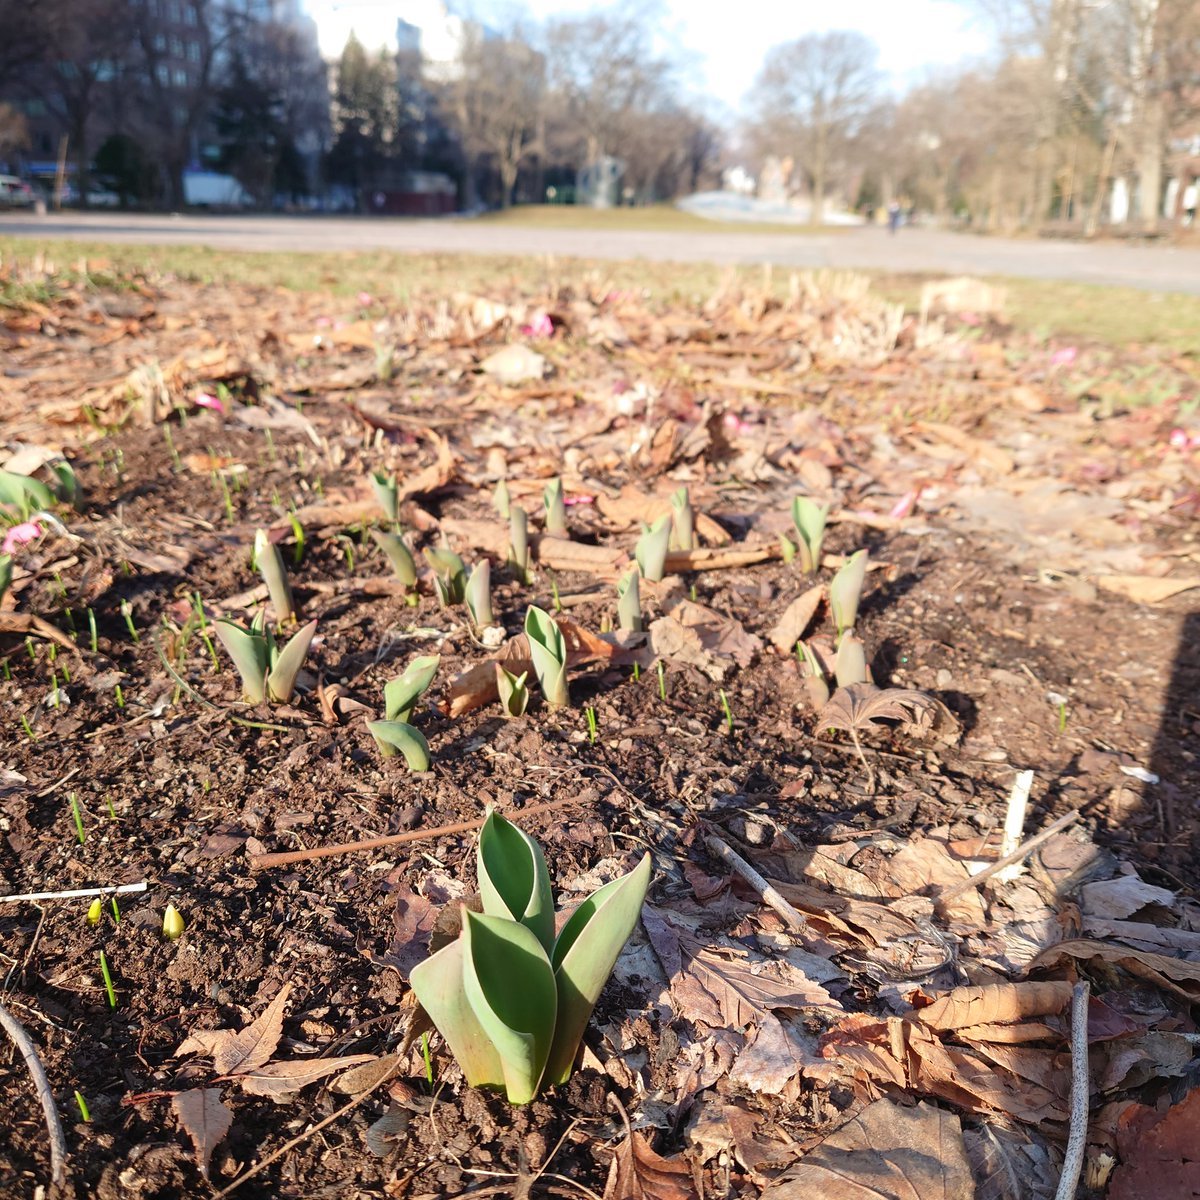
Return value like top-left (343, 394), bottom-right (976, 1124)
top-left (302, 0), bottom-right (992, 115)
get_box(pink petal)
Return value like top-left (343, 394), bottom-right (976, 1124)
top-left (889, 488), bottom-right (922, 520)
top-left (2, 520), bottom-right (42, 554)
top-left (193, 392), bottom-right (225, 414)
top-left (357, 291), bottom-right (374, 306)
top-left (564, 494), bottom-right (595, 507)
top-left (1050, 346), bottom-right (1078, 366)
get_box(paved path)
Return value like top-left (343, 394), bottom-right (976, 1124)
top-left (4, 211), bottom-right (1200, 293)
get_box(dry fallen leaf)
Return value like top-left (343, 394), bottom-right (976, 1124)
top-left (912, 982), bottom-right (1073, 1032)
top-left (1108, 1087), bottom-right (1200, 1199)
top-left (729, 1013), bottom-right (823, 1094)
top-left (814, 683), bottom-right (938, 738)
top-left (1031, 939), bottom-right (1200, 1002)
top-left (1094, 574), bottom-right (1200, 604)
top-left (172, 1088), bottom-right (233, 1181)
top-left (768, 585), bottom-right (825, 655)
top-left (604, 1129), bottom-right (696, 1200)
top-left (237, 1054), bottom-right (376, 1101)
top-left (762, 1098), bottom-right (975, 1199)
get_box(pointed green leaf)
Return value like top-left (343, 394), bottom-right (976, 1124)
top-left (545, 853), bottom-right (652, 1086)
top-left (635, 514), bottom-right (672, 582)
top-left (493, 478), bottom-right (511, 519)
top-left (670, 487), bottom-right (694, 551)
top-left (508, 506), bottom-right (529, 577)
top-left (254, 528), bottom-right (296, 622)
top-left (616, 568), bottom-right (642, 633)
top-left (367, 720), bottom-right (431, 770)
top-left (477, 810), bottom-right (555, 952)
top-left (834, 633), bottom-right (869, 688)
top-left (370, 529), bottom-right (417, 586)
top-left (543, 478), bottom-right (567, 537)
top-left (214, 619), bottom-right (269, 704)
top-left (0, 555), bottom-right (10, 606)
top-left (0, 471), bottom-right (54, 517)
top-left (266, 619), bottom-right (317, 702)
top-left (384, 654), bottom-right (440, 722)
top-left (424, 547), bottom-right (466, 604)
top-left (494, 665), bottom-right (529, 717)
top-left (410, 933), bottom-right (505, 1089)
top-left (369, 471), bottom-right (398, 523)
top-left (53, 462), bottom-right (82, 508)
top-left (791, 497), bottom-right (829, 574)
top-left (524, 605), bottom-right (568, 707)
top-left (461, 909), bottom-right (557, 1104)
top-left (830, 549), bottom-right (868, 635)
top-left (465, 560), bottom-right (494, 626)
top-left (779, 532), bottom-right (797, 564)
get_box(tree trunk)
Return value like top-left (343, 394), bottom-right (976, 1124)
top-left (1136, 95), bottom-right (1164, 229)
top-left (811, 126), bottom-right (827, 225)
top-left (499, 159), bottom-right (517, 208)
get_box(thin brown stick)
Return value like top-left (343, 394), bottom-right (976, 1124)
top-left (250, 795), bottom-right (580, 869)
top-left (938, 809), bottom-right (1080, 901)
top-left (705, 833), bottom-right (809, 934)
top-left (1054, 980), bottom-right (1091, 1200)
top-left (0, 1000), bottom-right (67, 1186)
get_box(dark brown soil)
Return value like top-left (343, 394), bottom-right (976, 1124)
top-left (0, 266), bottom-right (1197, 1198)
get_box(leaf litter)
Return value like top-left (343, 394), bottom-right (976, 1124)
top-left (0, 256), bottom-right (1198, 1196)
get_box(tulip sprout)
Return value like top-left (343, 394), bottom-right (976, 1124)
top-left (0, 470), bottom-right (55, 520)
top-left (797, 642), bottom-right (830, 708)
top-left (495, 664), bottom-right (530, 717)
top-left (779, 533), bottom-right (797, 564)
top-left (370, 529), bottom-right (417, 587)
top-left (0, 555), bottom-right (10, 608)
top-left (367, 720), bottom-right (431, 771)
top-left (635, 514), bottom-right (672, 583)
top-left (213, 612), bottom-right (318, 704)
top-left (525, 605), bottom-right (568, 707)
top-left (424, 547), bottom-right (467, 606)
top-left (410, 811), bottom-right (651, 1104)
top-left (369, 471), bottom-right (399, 523)
top-left (670, 487), bottom-right (695, 551)
top-left (163, 904), bottom-right (185, 940)
top-left (509, 506), bottom-right (530, 582)
top-left (830, 549), bottom-right (869, 637)
top-left (465, 560), bottom-right (494, 627)
top-left (493, 478), bottom-right (511, 519)
top-left (616, 568), bottom-right (642, 632)
top-left (543, 478), bottom-right (567, 537)
top-left (834, 633), bottom-right (870, 688)
top-left (384, 655), bottom-right (440, 723)
top-left (254, 528), bottom-right (296, 623)
top-left (791, 497), bottom-right (829, 574)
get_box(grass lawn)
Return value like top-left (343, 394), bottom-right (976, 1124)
top-left (4, 235), bottom-right (1200, 349)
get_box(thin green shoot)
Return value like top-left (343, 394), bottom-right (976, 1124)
top-left (48, 642), bottom-right (57, 664)
top-left (314, 477), bottom-right (325, 498)
top-left (215, 471), bottom-right (234, 522)
top-left (50, 671), bottom-right (60, 707)
top-left (1058, 702), bottom-right (1068, 733)
top-left (191, 593), bottom-right (220, 671)
top-left (120, 600), bottom-right (139, 643)
top-left (1, 659), bottom-right (9, 681)
top-left (110, 897), bottom-right (121, 923)
top-left (114, 683), bottom-right (125, 709)
top-left (288, 511), bottom-right (305, 566)
top-left (74, 1091), bottom-right (91, 1122)
top-left (99, 951), bottom-right (117, 1008)
top-left (52, 571), bottom-right (66, 600)
top-left (271, 487), bottom-right (282, 508)
top-left (105, 796), bottom-right (117, 819)
top-left (421, 1032), bottom-right (434, 1086)
top-left (164, 424), bottom-right (182, 470)
top-left (338, 535), bottom-right (355, 571)
top-left (632, 662), bottom-right (640, 682)
top-left (63, 608), bottom-right (76, 634)
top-left (87, 607), bottom-right (98, 653)
top-left (26, 636), bottom-right (36, 661)
top-left (61, 662), bottom-right (71, 683)
top-left (264, 427), bottom-right (277, 462)
top-left (586, 706), bottom-right (597, 744)
top-left (657, 661), bottom-right (667, 701)
top-left (69, 793), bottom-right (85, 844)
top-left (689, 583), bottom-right (697, 602)
top-left (20, 714), bottom-right (35, 739)
top-left (719, 688), bottom-right (734, 733)
top-left (549, 572), bottom-right (563, 613)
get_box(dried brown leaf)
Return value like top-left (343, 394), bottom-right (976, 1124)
top-left (1030, 939), bottom-right (1200, 1002)
top-left (1108, 1088), bottom-right (1200, 1199)
top-left (768, 585), bottom-right (825, 655)
top-left (763, 1098), bottom-right (974, 1200)
top-left (174, 983), bottom-right (291, 1077)
top-left (237, 1053), bottom-right (376, 1100)
top-left (604, 1130), bottom-right (696, 1200)
top-left (913, 982), bottom-right (1073, 1032)
top-left (1095, 575), bottom-right (1200, 605)
top-left (172, 1088), bottom-right (233, 1181)
top-left (815, 682), bottom-right (938, 737)
top-left (729, 1013), bottom-right (822, 1094)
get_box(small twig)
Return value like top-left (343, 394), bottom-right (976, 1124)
top-left (0, 1000), bottom-right (67, 1186)
top-left (250, 795), bottom-right (581, 869)
top-left (1054, 980), bottom-right (1091, 1200)
top-left (705, 833), bottom-right (809, 934)
top-left (938, 809), bottom-right (1080, 901)
top-left (212, 1058), bottom-right (401, 1198)
top-left (0, 881), bottom-right (147, 905)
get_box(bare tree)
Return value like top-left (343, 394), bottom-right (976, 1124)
top-left (447, 26), bottom-right (544, 207)
top-left (748, 31), bottom-right (880, 224)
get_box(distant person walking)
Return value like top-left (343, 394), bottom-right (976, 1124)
top-left (887, 200), bottom-right (902, 234)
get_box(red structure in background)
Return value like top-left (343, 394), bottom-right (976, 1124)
top-left (366, 171), bottom-right (456, 216)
